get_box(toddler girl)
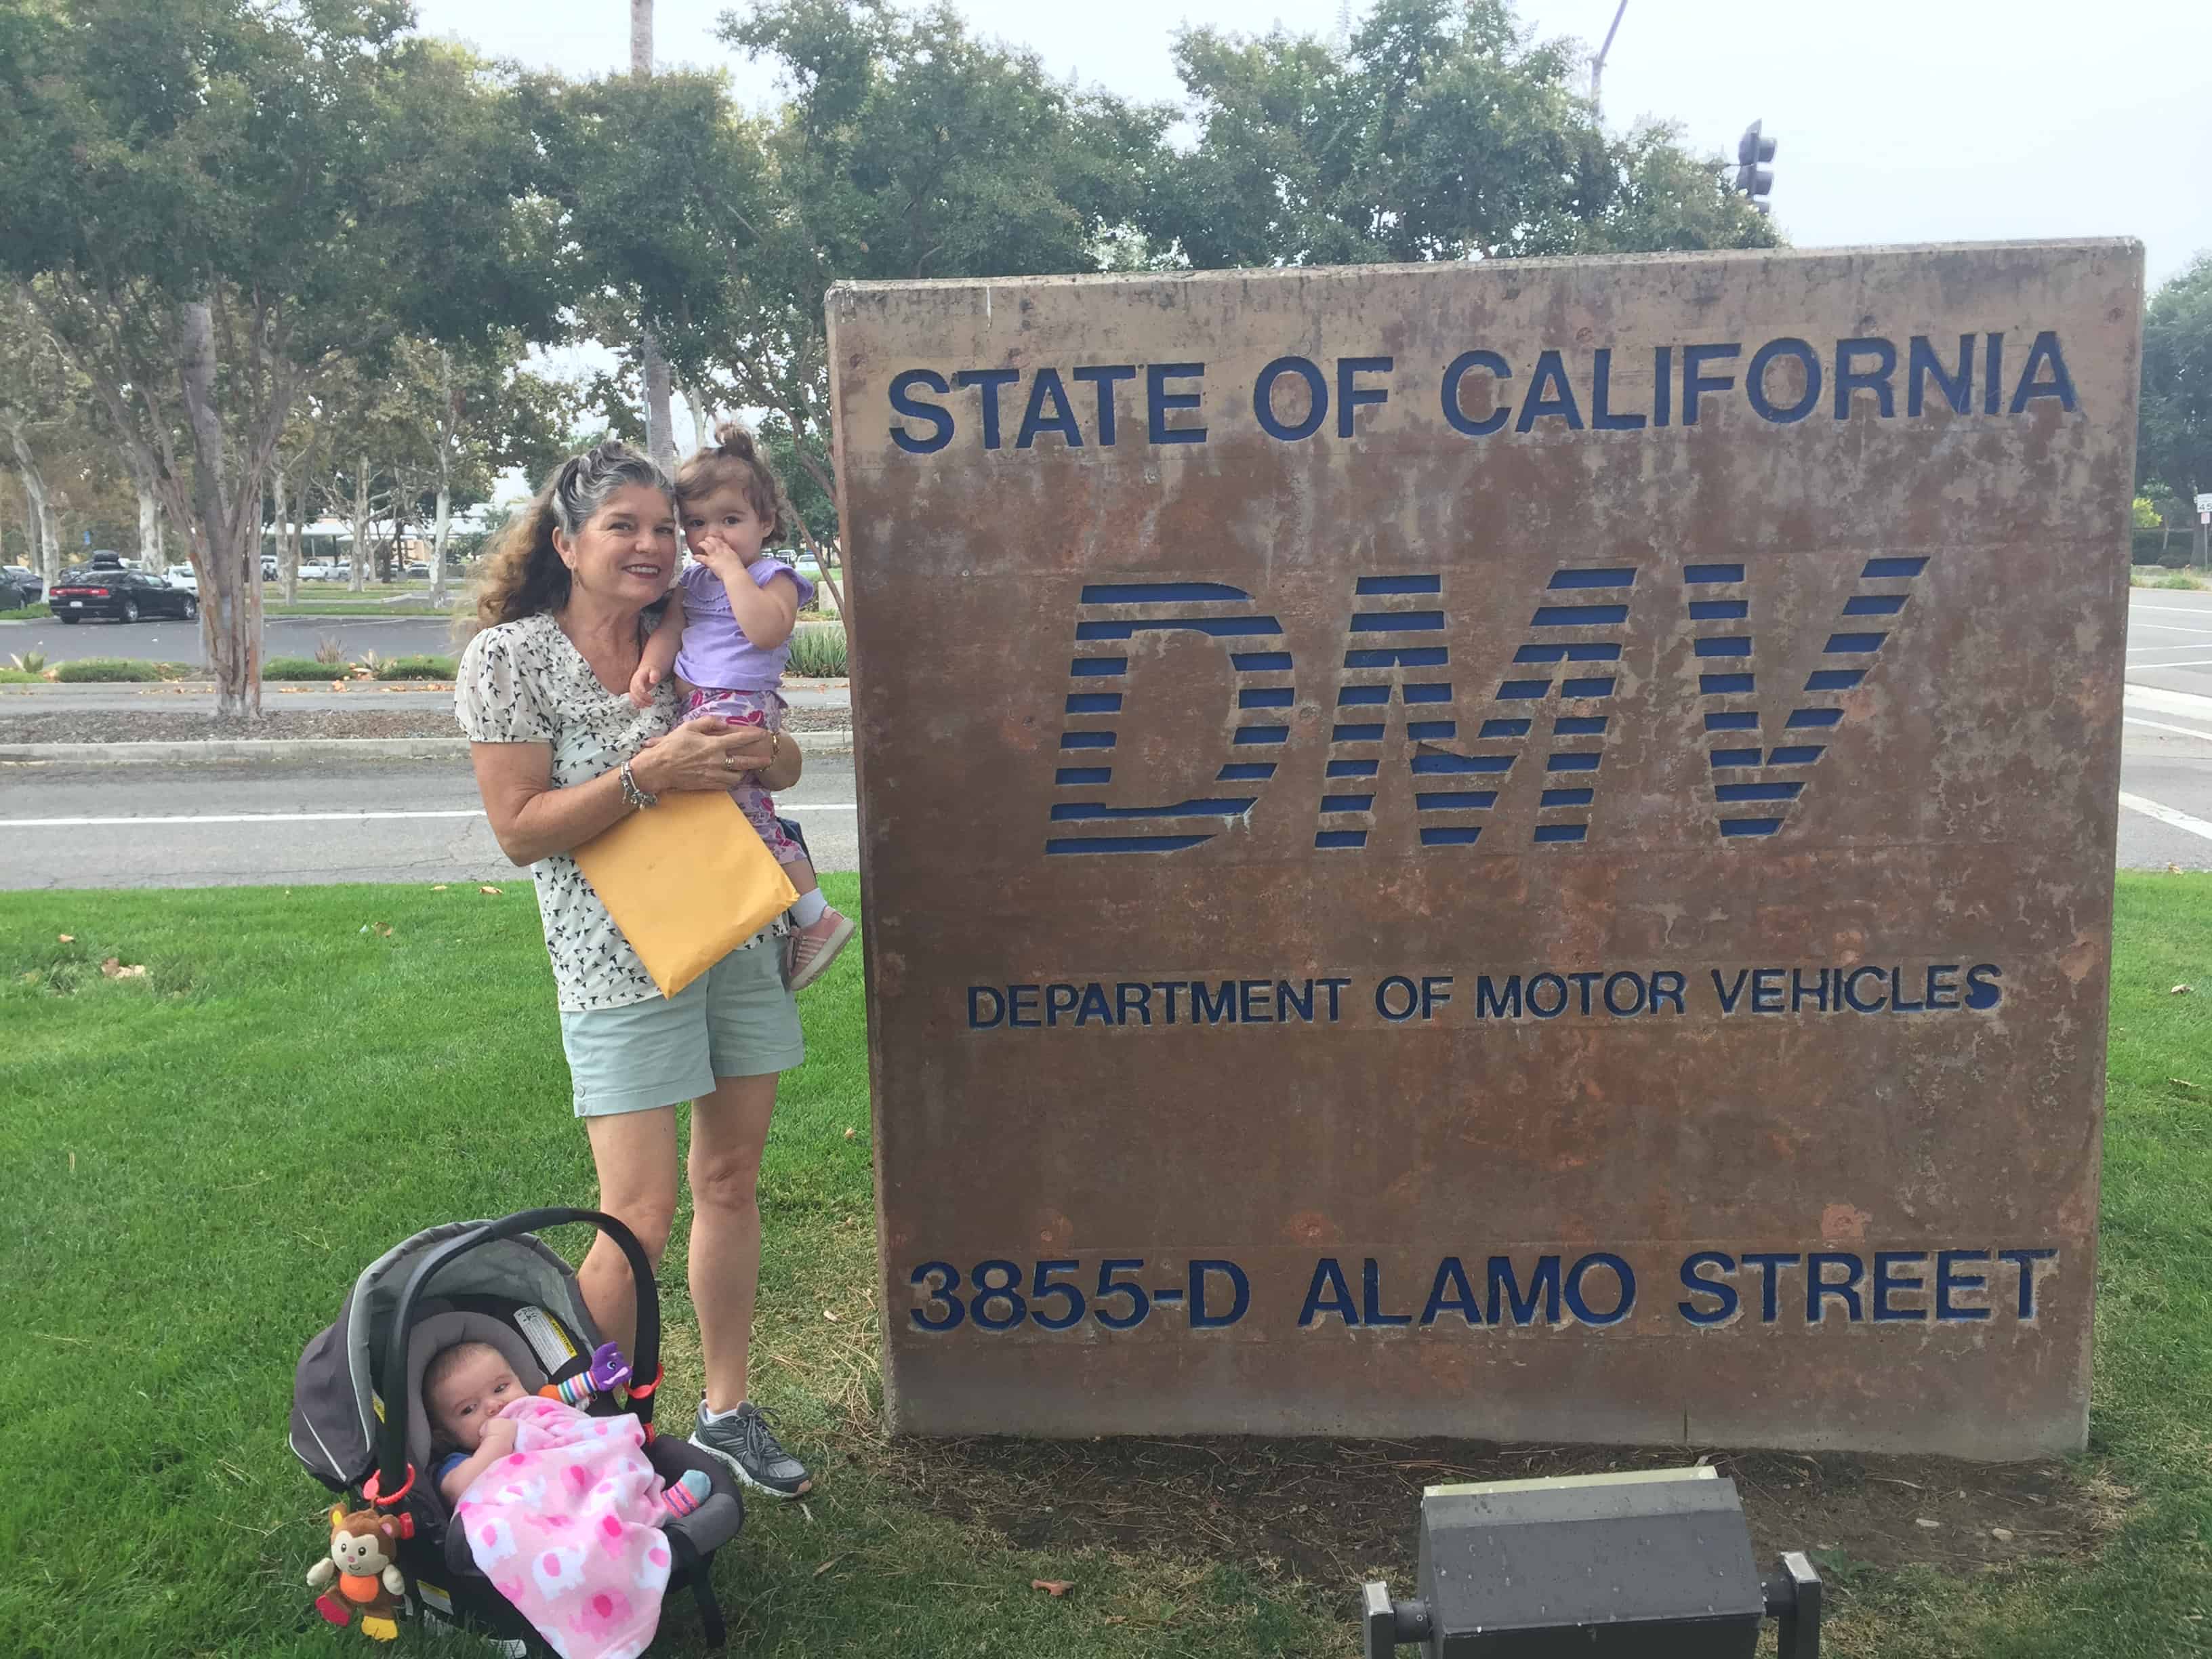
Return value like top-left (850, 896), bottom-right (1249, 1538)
top-left (630, 422), bottom-right (854, 991)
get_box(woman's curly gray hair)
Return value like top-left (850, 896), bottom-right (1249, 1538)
top-left (472, 441), bottom-right (673, 630)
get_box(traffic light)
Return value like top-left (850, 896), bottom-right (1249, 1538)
top-left (1736, 119), bottom-right (1777, 213)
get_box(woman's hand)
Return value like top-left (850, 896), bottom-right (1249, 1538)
top-left (631, 716), bottom-right (779, 796)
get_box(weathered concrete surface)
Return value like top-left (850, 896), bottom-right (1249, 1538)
top-left (830, 242), bottom-right (2142, 1457)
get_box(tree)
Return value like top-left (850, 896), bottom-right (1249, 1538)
top-left (0, 292), bottom-right (78, 586)
top-left (1145, 0), bottom-right (1776, 268)
top-left (0, 0), bottom-right (566, 714)
top-left (384, 331), bottom-right (575, 606)
top-left (2140, 252), bottom-right (2212, 504)
top-left (536, 1), bottom-right (1169, 615)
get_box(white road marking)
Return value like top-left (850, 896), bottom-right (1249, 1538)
top-left (2127, 685), bottom-right (2212, 719)
top-left (2127, 623), bottom-right (2212, 636)
top-left (0, 803), bottom-right (858, 828)
top-left (2123, 657), bottom-right (2212, 671)
top-left (2129, 603), bottom-right (2212, 616)
top-left (2125, 716), bottom-right (2212, 741)
top-left (2118, 792), bottom-right (2212, 844)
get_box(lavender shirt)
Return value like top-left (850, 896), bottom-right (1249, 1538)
top-left (671, 556), bottom-right (815, 693)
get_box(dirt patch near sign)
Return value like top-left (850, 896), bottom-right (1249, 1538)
top-left (874, 1432), bottom-right (2125, 1591)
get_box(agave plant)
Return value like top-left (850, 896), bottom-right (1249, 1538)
top-left (9, 651), bottom-right (47, 674)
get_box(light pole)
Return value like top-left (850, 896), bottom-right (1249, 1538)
top-left (631, 0), bottom-right (677, 475)
top-left (1589, 1), bottom-right (1628, 120)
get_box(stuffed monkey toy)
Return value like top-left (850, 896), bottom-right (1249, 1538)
top-left (307, 1505), bottom-right (405, 1641)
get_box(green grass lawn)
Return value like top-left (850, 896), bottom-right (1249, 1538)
top-left (2, 878), bottom-right (2209, 1657)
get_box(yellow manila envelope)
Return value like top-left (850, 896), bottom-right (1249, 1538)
top-left (572, 788), bottom-right (799, 998)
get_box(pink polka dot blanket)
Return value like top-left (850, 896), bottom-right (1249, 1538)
top-left (451, 1396), bottom-right (675, 1659)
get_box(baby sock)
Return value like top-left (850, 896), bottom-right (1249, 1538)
top-left (789, 888), bottom-right (828, 928)
top-left (655, 1470), bottom-right (714, 1525)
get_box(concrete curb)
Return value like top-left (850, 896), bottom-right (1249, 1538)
top-left (0, 729), bottom-right (855, 766)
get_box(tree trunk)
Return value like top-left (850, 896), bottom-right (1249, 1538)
top-left (348, 457), bottom-right (371, 593)
top-left (178, 299), bottom-right (260, 716)
top-left (274, 464), bottom-right (301, 605)
top-left (432, 478), bottom-right (453, 611)
top-left (287, 501), bottom-right (304, 604)
top-left (33, 476), bottom-right (58, 588)
top-left (136, 477), bottom-right (163, 571)
top-left (11, 472), bottom-right (30, 571)
top-left (3, 421), bottom-right (62, 588)
top-left (685, 382), bottom-right (712, 454)
top-left (641, 342), bottom-right (675, 475)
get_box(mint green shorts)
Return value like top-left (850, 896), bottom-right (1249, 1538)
top-left (558, 938), bottom-right (805, 1118)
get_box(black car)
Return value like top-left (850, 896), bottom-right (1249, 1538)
top-left (47, 559), bottom-right (197, 623)
top-left (1, 565), bottom-right (41, 609)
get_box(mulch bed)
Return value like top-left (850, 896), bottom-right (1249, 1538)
top-left (876, 1433), bottom-right (2121, 1589)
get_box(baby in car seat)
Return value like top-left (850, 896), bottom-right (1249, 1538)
top-left (425, 1340), bottom-right (710, 1521)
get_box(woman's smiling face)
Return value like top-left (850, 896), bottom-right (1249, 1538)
top-left (554, 481), bottom-right (677, 607)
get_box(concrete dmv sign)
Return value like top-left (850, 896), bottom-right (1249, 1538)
top-left (829, 241), bottom-right (2140, 1457)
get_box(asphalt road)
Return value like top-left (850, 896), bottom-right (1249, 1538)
top-left (6, 588), bottom-right (2212, 886)
top-left (1, 612), bottom-right (459, 664)
top-left (17, 586), bottom-right (2212, 682)
top-left (2121, 585), bottom-right (2212, 696)
top-left (0, 755), bottom-right (860, 888)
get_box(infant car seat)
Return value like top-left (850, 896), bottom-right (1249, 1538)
top-left (290, 1208), bottom-right (742, 1652)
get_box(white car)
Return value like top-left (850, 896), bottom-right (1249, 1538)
top-left (165, 564), bottom-right (199, 595)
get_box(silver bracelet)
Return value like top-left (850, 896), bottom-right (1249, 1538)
top-left (619, 758), bottom-right (658, 810)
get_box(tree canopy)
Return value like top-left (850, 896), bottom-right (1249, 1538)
top-left (0, 0), bottom-right (1788, 703)
top-left (2139, 252), bottom-right (2212, 504)
top-left (1146, 0), bottom-right (1776, 268)
top-left (0, 0), bottom-right (566, 709)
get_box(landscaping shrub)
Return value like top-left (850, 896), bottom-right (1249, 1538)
top-left (52, 658), bottom-right (186, 682)
top-left (786, 622), bottom-right (848, 678)
top-left (372, 653), bottom-right (455, 680)
top-left (263, 657), bottom-right (335, 680)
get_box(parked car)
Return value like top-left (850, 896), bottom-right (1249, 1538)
top-left (1, 565), bottom-right (41, 609)
top-left (300, 561), bottom-right (346, 581)
top-left (47, 562), bottom-right (198, 623)
top-left (403, 562), bottom-right (430, 579)
top-left (165, 564), bottom-right (199, 595)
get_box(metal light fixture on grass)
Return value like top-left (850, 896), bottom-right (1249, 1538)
top-left (1361, 1467), bottom-right (1822, 1657)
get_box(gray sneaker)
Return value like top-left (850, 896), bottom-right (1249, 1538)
top-left (690, 1400), bottom-right (813, 1498)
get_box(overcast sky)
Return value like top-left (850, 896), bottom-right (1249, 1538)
top-left (417, 0), bottom-right (2211, 289)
